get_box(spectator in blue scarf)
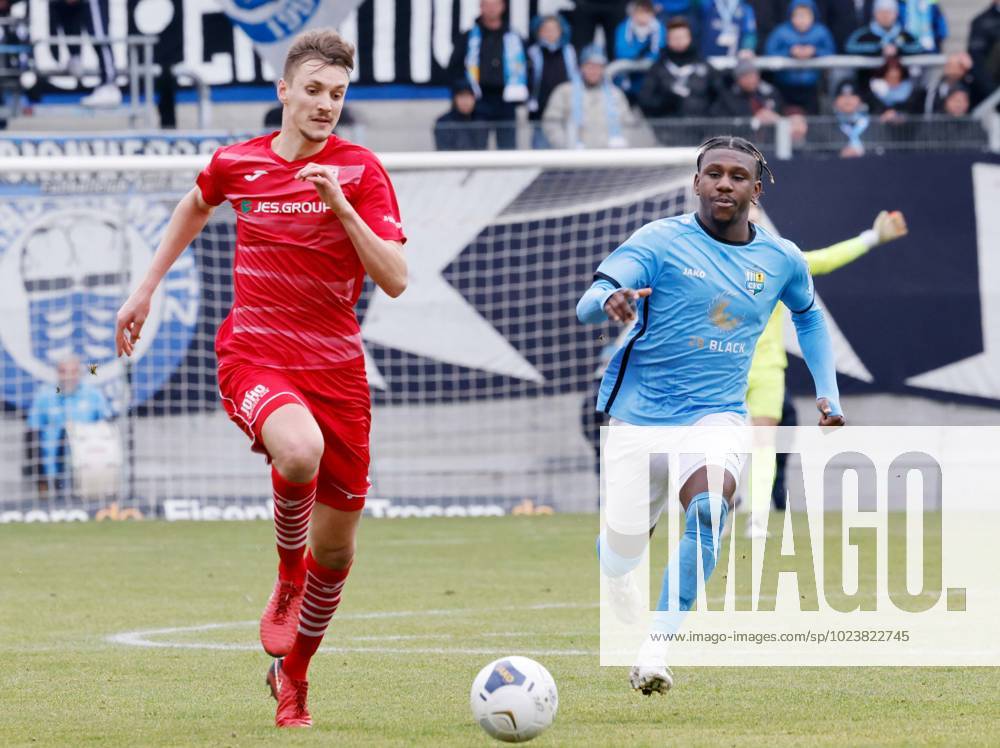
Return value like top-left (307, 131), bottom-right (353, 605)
top-left (527, 14), bottom-right (579, 148)
top-left (898, 0), bottom-right (947, 52)
top-left (614, 0), bottom-right (666, 100)
top-left (615, 0), bottom-right (666, 62)
top-left (699, 0), bottom-right (758, 57)
top-left (832, 78), bottom-right (872, 157)
top-left (543, 45), bottom-right (638, 148)
top-left (448, 0), bottom-right (529, 149)
top-left (866, 56), bottom-right (921, 120)
top-left (845, 0), bottom-right (923, 57)
top-left (765, 0), bottom-right (836, 113)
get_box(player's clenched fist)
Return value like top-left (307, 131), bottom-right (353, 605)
top-left (296, 162), bottom-right (349, 215)
top-left (873, 210), bottom-right (908, 245)
top-left (604, 287), bottom-right (651, 324)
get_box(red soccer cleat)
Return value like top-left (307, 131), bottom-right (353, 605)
top-left (259, 577), bottom-right (304, 657)
top-left (267, 658), bottom-right (312, 728)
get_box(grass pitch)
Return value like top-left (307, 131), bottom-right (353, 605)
top-left (1, 515), bottom-right (997, 746)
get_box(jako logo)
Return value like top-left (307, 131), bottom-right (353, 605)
top-left (683, 267), bottom-right (706, 278)
top-left (253, 201), bottom-right (330, 214)
top-left (240, 384), bottom-right (269, 418)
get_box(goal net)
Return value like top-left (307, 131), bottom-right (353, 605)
top-left (0, 149), bottom-right (695, 522)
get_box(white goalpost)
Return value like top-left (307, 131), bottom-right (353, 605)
top-left (0, 148), bottom-right (698, 521)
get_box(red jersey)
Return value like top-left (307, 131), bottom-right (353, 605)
top-left (196, 132), bottom-right (406, 370)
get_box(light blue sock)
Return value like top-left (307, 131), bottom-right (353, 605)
top-left (596, 531), bottom-right (643, 578)
top-left (653, 492), bottom-right (728, 632)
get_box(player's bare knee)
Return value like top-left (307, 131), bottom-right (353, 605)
top-left (310, 542), bottom-right (354, 570)
top-left (272, 433), bottom-right (324, 483)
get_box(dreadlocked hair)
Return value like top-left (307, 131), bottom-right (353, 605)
top-left (696, 135), bottom-right (775, 185)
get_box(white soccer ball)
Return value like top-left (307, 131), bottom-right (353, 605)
top-left (470, 656), bottom-right (558, 743)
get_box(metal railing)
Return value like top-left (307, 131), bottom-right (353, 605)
top-left (601, 52), bottom-right (999, 155)
top-left (607, 53), bottom-right (949, 79)
top-left (171, 65), bottom-right (213, 130)
top-left (11, 34), bottom-right (215, 129)
top-left (18, 34), bottom-right (158, 126)
top-left (426, 113), bottom-right (995, 155)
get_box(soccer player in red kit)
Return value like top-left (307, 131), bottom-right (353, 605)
top-left (114, 29), bottom-right (407, 728)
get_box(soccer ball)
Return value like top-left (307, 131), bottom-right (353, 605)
top-left (470, 656), bottom-right (558, 743)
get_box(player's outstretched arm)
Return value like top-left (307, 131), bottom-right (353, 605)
top-left (115, 186), bottom-right (216, 357)
top-left (577, 235), bottom-right (657, 325)
top-left (805, 210), bottom-right (908, 277)
top-left (790, 306), bottom-right (846, 426)
top-left (577, 282), bottom-right (651, 325)
top-left (296, 163), bottom-right (407, 298)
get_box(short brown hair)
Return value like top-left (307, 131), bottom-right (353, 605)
top-left (283, 29), bottom-right (355, 82)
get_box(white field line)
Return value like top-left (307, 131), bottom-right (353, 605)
top-left (105, 602), bottom-right (600, 655)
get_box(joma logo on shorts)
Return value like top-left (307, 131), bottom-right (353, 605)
top-left (240, 384), bottom-right (270, 418)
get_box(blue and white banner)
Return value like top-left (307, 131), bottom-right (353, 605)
top-left (22, 0), bottom-right (545, 90)
top-left (217, 0), bottom-right (364, 77)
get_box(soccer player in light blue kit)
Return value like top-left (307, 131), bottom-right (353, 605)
top-left (577, 136), bottom-right (846, 695)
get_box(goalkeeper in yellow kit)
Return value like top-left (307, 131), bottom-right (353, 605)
top-left (744, 208), bottom-right (908, 537)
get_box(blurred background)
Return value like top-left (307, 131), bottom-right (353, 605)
top-left (0, 0), bottom-right (997, 521)
top-left (0, 0), bottom-right (996, 150)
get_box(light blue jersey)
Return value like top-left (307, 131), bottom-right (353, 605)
top-left (578, 211), bottom-right (840, 425)
top-left (28, 384), bottom-right (110, 477)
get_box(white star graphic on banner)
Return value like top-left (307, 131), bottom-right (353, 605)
top-left (905, 163), bottom-right (1000, 399)
top-left (361, 168), bottom-right (545, 388)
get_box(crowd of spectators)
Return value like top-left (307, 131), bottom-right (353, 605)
top-left (436, 0), bottom-right (1000, 155)
top-left (0, 0), bottom-right (997, 152)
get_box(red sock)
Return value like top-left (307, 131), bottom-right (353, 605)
top-left (282, 550), bottom-right (350, 680)
top-left (271, 467), bottom-right (316, 582)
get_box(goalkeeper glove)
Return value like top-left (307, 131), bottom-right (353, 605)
top-left (859, 211), bottom-right (908, 249)
top-left (873, 210), bottom-right (908, 245)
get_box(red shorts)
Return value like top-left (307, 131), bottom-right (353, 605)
top-left (218, 360), bottom-right (371, 511)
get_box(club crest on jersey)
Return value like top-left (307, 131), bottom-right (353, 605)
top-left (0, 200), bottom-right (200, 411)
top-left (745, 269), bottom-right (766, 296)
